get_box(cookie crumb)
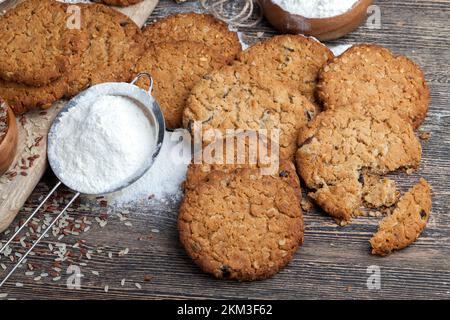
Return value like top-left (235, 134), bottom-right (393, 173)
top-left (419, 131), bottom-right (432, 141)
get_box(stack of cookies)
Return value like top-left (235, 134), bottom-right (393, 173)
top-left (177, 34), bottom-right (432, 279)
top-left (0, 0), bottom-right (145, 114)
top-left (134, 13), bottom-right (242, 128)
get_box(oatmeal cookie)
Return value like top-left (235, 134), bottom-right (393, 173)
top-left (317, 44), bottom-right (430, 129)
top-left (0, 77), bottom-right (68, 115)
top-left (237, 35), bottom-right (334, 104)
top-left (370, 179), bottom-right (432, 256)
top-left (134, 41), bottom-right (228, 128)
top-left (0, 99), bottom-right (8, 143)
top-left (296, 103), bottom-right (422, 222)
top-left (184, 133), bottom-right (301, 199)
top-left (178, 168), bottom-right (304, 281)
top-left (362, 174), bottom-right (399, 209)
top-left (143, 13), bottom-right (241, 60)
top-left (0, 3), bottom-right (144, 114)
top-left (0, 0), bottom-right (88, 86)
top-left (183, 64), bottom-right (318, 160)
top-left (100, 0), bottom-right (143, 6)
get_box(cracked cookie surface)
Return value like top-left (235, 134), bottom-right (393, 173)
top-left (64, 3), bottom-right (145, 97)
top-left (184, 133), bottom-right (302, 200)
top-left (0, 77), bottom-right (68, 114)
top-left (0, 0), bottom-right (87, 86)
top-left (362, 174), bottom-right (399, 208)
top-left (183, 64), bottom-right (318, 160)
top-left (237, 35), bottom-right (334, 104)
top-left (142, 13), bottom-right (241, 61)
top-left (370, 179), bottom-right (432, 256)
top-left (178, 168), bottom-right (304, 281)
top-left (296, 103), bottom-right (422, 222)
top-left (0, 3), bottom-right (144, 114)
top-left (134, 41), bottom-right (228, 128)
top-left (317, 44), bottom-right (430, 129)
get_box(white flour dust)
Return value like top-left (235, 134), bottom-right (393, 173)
top-left (49, 95), bottom-right (155, 195)
top-left (272, 0), bottom-right (359, 18)
top-left (107, 130), bottom-right (191, 206)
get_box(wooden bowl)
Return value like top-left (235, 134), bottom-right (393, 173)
top-left (0, 106), bottom-right (18, 176)
top-left (260, 0), bottom-right (373, 41)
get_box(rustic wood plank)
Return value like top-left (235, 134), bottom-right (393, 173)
top-left (0, 0), bottom-right (449, 300)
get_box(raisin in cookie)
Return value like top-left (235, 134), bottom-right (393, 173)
top-left (100, 0), bottom-right (143, 6)
top-left (317, 44), bottom-right (430, 129)
top-left (0, 0), bottom-right (88, 86)
top-left (370, 179), bottom-right (432, 256)
top-left (0, 77), bottom-right (68, 114)
top-left (183, 64), bottom-right (318, 160)
top-left (296, 103), bottom-right (422, 222)
top-left (134, 41), bottom-right (228, 128)
top-left (143, 13), bottom-right (241, 61)
top-left (237, 35), bottom-right (334, 104)
top-left (178, 168), bottom-right (304, 281)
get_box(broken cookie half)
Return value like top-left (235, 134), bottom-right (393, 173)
top-left (295, 103), bottom-right (422, 222)
top-left (370, 178), bottom-right (432, 256)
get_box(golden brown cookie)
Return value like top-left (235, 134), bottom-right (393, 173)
top-left (296, 103), bottom-right (422, 222)
top-left (100, 0), bottom-right (143, 6)
top-left (317, 44), bottom-right (430, 129)
top-left (0, 78), bottom-right (68, 115)
top-left (0, 3), bottom-right (144, 114)
top-left (370, 179), bottom-right (432, 256)
top-left (183, 64), bottom-right (318, 160)
top-left (237, 35), bottom-right (334, 104)
top-left (134, 41), bottom-right (228, 129)
top-left (0, 0), bottom-right (88, 86)
top-left (178, 168), bottom-right (304, 281)
top-left (143, 13), bottom-right (241, 61)
top-left (184, 133), bottom-right (302, 200)
top-left (64, 3), bottom-right (145, 97)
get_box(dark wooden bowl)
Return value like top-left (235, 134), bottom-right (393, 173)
top-left (260, 0), bottom-right (373, 41)
top-left (0, 106), bottom-right (18, 176)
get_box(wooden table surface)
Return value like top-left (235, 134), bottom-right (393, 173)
top-left (0, 0), bottom-right (449, 300)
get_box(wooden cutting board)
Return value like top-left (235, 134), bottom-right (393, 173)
top-left (0, 0), bottom-right (159, 232)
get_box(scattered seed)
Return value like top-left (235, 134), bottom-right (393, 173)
top-left (135, 283), bottom-right (142, 289)
top-left (104, 285), bottom-right (109, 293)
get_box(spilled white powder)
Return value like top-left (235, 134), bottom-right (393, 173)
top-left (329, 43), bottom-right (353, 56)
top-left (107, 130), bottom-right (191, 205)
top-left (49, 95), bottom-right (155, 195)
top-left (272, 0), bottom-right (359, 18)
